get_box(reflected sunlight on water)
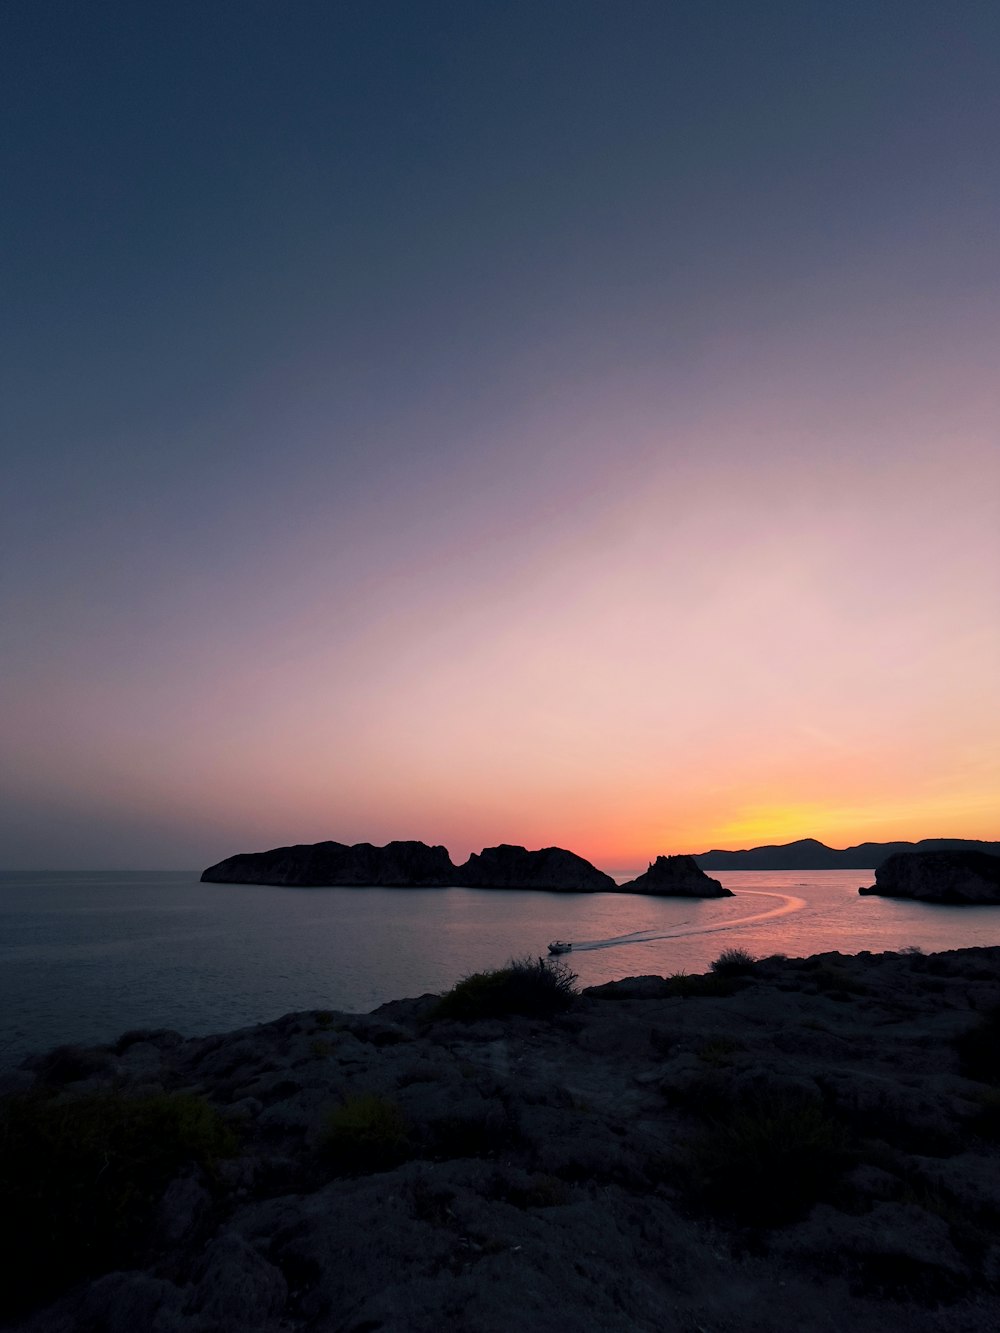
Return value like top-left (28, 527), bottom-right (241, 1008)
top-left (1, 870), bottom-right (998, 1064)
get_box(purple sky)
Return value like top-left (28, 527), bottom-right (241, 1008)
top-left (2, 1), bottom-right (998, 870)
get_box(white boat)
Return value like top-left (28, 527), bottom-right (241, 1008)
top-left (548, 940), bottom-right (572, 954)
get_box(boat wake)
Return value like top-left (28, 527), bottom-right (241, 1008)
top-left (553, 891), bottom-right (805, 953)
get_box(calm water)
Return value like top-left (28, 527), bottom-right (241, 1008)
top-left (2, 869), bottom-right (999, 1067)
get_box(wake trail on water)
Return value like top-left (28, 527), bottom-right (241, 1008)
top-left (558, 891), bottom-right (805, 953)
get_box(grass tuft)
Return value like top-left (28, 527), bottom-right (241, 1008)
top-left (0, 1090), bottom-right (236, 1318)
top-left (709, 947), bottom-right (757, 977)
top-left (321, 1093), bottom-right (410, 1174)
top-left (683, 1089), bottom-right (851, 1225)
top-left (432, 956), bottom-right (577, 1021)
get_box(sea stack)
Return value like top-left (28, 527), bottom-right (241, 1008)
top-left (859, 850), bottom-right (1000, 904)
top-left (617, 854), bottom-right (732, 897)
top-left (455, 844), bottom-right (617, 892)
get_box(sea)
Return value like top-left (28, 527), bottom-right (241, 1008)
top-left (2, 869), bottom-right (999, 1069)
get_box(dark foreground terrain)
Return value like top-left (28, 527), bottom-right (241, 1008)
top-left (4, 947), bottom-right (1000, 1332)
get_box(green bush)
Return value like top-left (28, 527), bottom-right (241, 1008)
top-left (709, 947), bottom-right (757, 977)
top-left (0, 1090), bottom-right (236, 1317)
top-left (683, 1090), bottom-right (851, 1225)
top-left (321, 1093), bottom-right (410, 1173)
top-left (432, 956), bottom-right (577, 1021)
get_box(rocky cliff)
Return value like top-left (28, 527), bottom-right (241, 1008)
top-left (455, 844), bottom-right (617, 892)
top-left (6, 947), bottom-right (1000, 1332)
top-left (617, 854), bottom-right (731, 897)
top-left (201, 840), bottom-right (455, 887)
top-left (859, 850), bottom-right (1000, 904)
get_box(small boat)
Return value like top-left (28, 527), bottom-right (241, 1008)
top-left (548, 940), bottom-right (572, 954)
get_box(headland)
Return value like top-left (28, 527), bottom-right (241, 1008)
top-left (5, 944), bottom-right (1000, 1331)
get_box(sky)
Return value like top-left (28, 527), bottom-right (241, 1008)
top-left (2, 0), bottom-right (998, 872)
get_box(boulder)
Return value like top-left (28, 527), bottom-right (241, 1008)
top-left (859, 850), bottom-right (1000, 904)
top-left (616, 854), bottom-right (731, 897)
top-left (454, 844), bottom-right (616, 892)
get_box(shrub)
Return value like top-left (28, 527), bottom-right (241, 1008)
top-left (31, 1044), bottom-right (113, 1085)
top-left (321, 1093), bottom-right (410, 1173)
top-left (709, 947), bottom-right (757, 978)
top-left (0, 1090), bottom-right (236, 1317)
top-left (683, 1090), bottom-right (851, 1225)
top-left (431, 956), bottom-right (577, 1021)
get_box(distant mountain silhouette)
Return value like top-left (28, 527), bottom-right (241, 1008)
top-left (694, 837), bottom-right (1000, 870)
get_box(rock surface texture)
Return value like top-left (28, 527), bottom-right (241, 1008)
top-left (617, 854), bottom-right (731, 897)
top-left (455, 844), bottom-right (617, 892)
top-left (6, 947), bottom-right (1000, 1332)
top-left (859, 850), bottom-right (1000, 904)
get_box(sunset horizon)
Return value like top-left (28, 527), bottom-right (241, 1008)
top-left (3, 8), bottom-right (999, 1323)
top-left (3, 1), bottom-right (997, 871)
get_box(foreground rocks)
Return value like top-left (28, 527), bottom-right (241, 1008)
top-left (860, 851), bottom-right (1000, 905)
top-left (5, 947), bottom-right (1000, 1332)
top-left (617, 854), bottom-right (731, 897)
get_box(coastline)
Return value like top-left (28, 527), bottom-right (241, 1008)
top-left (5, 944), bottom-right (1000, 1331)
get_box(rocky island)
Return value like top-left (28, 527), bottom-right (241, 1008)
top-left (616, 854), bottom-right (731, 897)
top-left (4, 946), bottom-right (1000, 1331)
top-left (202, 841), bottom-right (716, 896)
top-left (860, 849), bottom-right (1000, 905)
top-left (456, 844), bottom-right (616, 892)
top-left (200, 840), bottom-right (455, 888)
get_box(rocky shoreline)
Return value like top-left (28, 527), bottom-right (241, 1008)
top-left (4, 946), bottom-right (1000, 1331)
top-left (860, 851), bottom-right (1000, 905)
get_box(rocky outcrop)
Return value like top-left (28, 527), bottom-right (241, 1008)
top-left (616, 854), bottom-right (731, 897)
top-left (859, 850), bottom-right (1000, 904)
top-left (455, 844), bottom-right (617, 892)
top-left (201, 840), bottom-right (455, 887)
top-left (201, 841), bottom-right (619, 891)
top-left (8, 946), bottom-right (1000, 1332)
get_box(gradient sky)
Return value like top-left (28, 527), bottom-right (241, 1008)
top-left (2, 1), bottom-right (998, 871)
